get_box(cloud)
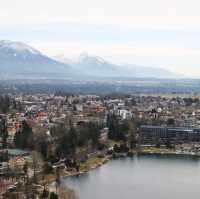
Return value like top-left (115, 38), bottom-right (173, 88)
top-left (1, 0), bottom-right (200, 31)
top-left (1, 0), bottom-right (200, 77)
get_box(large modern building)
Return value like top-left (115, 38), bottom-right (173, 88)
top-left (140, 125), bottom-right (200, 143)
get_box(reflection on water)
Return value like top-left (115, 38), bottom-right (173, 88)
top-left (61, 155), bottom-right (200, 199)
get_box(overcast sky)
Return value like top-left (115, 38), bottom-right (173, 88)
top-left (1, 0), bottom-right (200, 77)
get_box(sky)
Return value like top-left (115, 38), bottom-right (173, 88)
top-left (1, 0), bottom-right (200, 77)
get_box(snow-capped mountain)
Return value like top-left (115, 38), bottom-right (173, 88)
top-left (0, 40), bottom-right (73, 79)
top-left (74, 53), bottom-right (122, 77)
top-left (70, 54), bottom-right (178, 78)
top-left (53, 54), bottom-right (74, 65)
top-left (0, 40), bottom-right (40, 55)
top-left (0, 40), bottom-right (178, 79)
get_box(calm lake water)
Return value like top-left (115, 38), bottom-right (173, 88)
top-left (60, 155), bottom-right (200, 199)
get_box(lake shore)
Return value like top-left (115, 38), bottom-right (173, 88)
top-left (45, 154), bottom-right (112, 185)
top-left (55, 153), bottom-right (200, 199)
top-left (45, 146), bottom-right (200, 186)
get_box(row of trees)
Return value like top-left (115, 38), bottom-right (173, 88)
top-left (106, 113), bottom-right (137, 147)
top-left (12, 114), bottom-right (138, 159)
top-left (56, 122), bottom-right (102, 157)
top-left (11, 118), bottom-right (102, 160)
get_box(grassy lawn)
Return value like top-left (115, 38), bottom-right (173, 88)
top-left (108, 140), bottom-right (121, 148)
top-left (140, 146), bottom-right (175, 153)
top-left (80, 156), bottom-right (105, 171)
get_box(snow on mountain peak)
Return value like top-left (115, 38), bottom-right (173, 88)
top-left (78, 53), bottom-right (106, 64)
top-left (0, 40), bottom-right (41, 55)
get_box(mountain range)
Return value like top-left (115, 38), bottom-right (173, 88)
top-left (0, 40), bottom-right (178, 79)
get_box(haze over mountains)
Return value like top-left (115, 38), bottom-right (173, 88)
top-left (0, 40), bottom-right (178, 80)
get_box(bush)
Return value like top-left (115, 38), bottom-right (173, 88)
top-left (49, 192), bottom-right (58, 199)
top-left (43, 163), bottom-right (53, 174)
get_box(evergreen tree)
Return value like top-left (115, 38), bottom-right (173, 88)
top-left (68, 125), bottom-right (78, 154)
top-left (88, 122), bottom-right (100, 146)
top-left (14, 130), bottom-right (22, 148)
top-left (56, 131), bottom-right (70, 157)
top-left (21, 120), bottom-right (33, 149)
top-left (40, 141), bottom-right (48, 159)
top-left (14, 120), bottom-right (33, 149)
top-left (2, 127), bottom-right (8, 148)
top-left (107, 113), bottom-right (128, 141)
top-left (0, 118), bottom-right (8, 148)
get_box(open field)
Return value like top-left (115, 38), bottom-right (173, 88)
top-left (132, 93), bottom-right (200, 98)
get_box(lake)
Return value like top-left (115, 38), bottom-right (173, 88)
top-left (60, 155), bottom-right (200, 199)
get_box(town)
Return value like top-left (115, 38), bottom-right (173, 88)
top-left (1, 92), bottom-right (200, 198)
